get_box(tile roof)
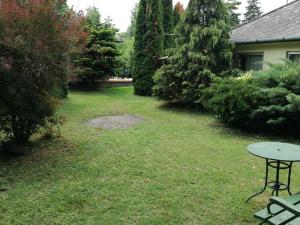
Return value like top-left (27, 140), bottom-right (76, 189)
top-left (231, 0), bottom-right (300, 44)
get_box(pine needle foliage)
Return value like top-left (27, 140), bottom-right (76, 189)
top-left (153, 0), bottom-right (233, 106)
top-left (163, 0), bottom-right (175, 50)
top-left (73, 8), bottom-right (119, 90)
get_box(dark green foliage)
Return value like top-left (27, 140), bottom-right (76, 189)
top-left (207, 61), bottom-right (300, 135)
top-left (74, 8), bottom-right (119, 89)
top-left (145, 0), bottom-right (164, 67)
top-left (51, 81), bottom-right (69, 99)
top-left (244, 0), bottom-right (263, 22)
top-left (163, 0), bottom-right (175, 50)
top-left (204, 74), bottom-right (260, 128)
top-left (153, 0), bottom-right (233, 106)
top-left (133, 0), bottom-right (148, 95)
top-left (0, 63), bottom-right (58, 144)
top-left (225, 0), bottom-right (241, 27)
top-left (133, 0), bottom-right (164, 96)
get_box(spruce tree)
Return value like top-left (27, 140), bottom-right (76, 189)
top-left (153, 0), bottom-right (233, 106)
top-left (163, 0), bottom-right (175, 50)
top-left (133, 0), bottom-right (164, 96)
top-left (244, 0), bottom-right (263, 22)
top-left (225, 0), bottom-right (241, 27)
top-left (73, 8), bottom-right (119, 89)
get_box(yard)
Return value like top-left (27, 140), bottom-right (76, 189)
top-left (1, 86), bottom-right (300, 225)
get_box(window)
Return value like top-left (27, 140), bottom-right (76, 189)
top-left (234, 53), bottom-right (264, 71)
top-left (287, 52), bottom-right (300, 64)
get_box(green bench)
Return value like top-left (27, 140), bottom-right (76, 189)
top-left (255, 192), bottom-right (300, 224)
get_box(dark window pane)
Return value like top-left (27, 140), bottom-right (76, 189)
top-left (245, 55), bottom-right (263, 71)
top-left (289, 53), bottom-right (300, 64)
top-left (234, 53), bottom-right (264, 71)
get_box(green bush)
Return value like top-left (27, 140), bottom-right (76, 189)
top-left (153, 63), bottom-right (184, 102)
top-left (204, 72), bottom-right (260, 128)
top-left (206, 62), bottom-right (300, 135)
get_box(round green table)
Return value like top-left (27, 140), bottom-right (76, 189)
top-left (246, 142), bottom-right (300, 202)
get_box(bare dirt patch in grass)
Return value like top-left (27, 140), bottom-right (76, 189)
top-left (86, 114), bottom-right (144, 130)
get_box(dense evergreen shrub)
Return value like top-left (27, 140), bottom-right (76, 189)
top-left (204, 73), bottom-right (260, 128)
top-left (207, 62), bottom-right (300, 135)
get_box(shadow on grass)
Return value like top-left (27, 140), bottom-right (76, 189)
top-left (0, 137), bottom-right (76, 192)
top-left (0, 141), bottom-right (26, 162)
top-left (0, 136), bottom-right (73, 163)
top-left (157, 101), bottom-right (210, 116)
top-left (209, 119), bottom-right (300, 143)
top-left (158, 102), bottom-right (300, 143)
top-left (70, 86), bottom-right (133, 97)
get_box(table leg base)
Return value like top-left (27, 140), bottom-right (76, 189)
top-left (246, 159), bottom-right (293, 203)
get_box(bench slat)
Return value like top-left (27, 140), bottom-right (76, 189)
top-left (268, 210), bottom-right (296, 225)
top-left (286, 217), bottom-right (300, 225)
top-left (255, 205), bottom-right (283, 220)
top-left (255, 192), bottom-right (300, 223)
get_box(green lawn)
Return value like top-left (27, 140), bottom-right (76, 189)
top-left (1, 87), bottom-right (300, 225)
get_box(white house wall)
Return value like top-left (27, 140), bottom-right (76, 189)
top-left (234, 41), bottom-right (300, 70)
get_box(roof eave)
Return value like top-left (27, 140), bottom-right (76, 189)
top-left (233, 36), bottom-right (300, 45)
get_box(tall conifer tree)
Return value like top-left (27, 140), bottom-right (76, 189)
top-left (163, 0), bottom-right (175, 50)
top-left (154, 0), bottom-right (233, 106)
top-left (133, 0), bottom-right (148, 95)
top-left (133, 0), bottom-right (164, 96)
top-left (244, 0), bottom-right (263, 22)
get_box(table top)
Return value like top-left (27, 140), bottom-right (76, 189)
top-left (248, 142), bottom-right (300, 162)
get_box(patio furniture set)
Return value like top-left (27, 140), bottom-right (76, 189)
top-left (247, 142), bottom-right (300, 225)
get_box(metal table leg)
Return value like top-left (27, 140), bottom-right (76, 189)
top-left (273, 161), bottom-right (281, 196)
top-left (287, 162), bottom-right (293, 195)
top-left (246, 159), bottom-right (269, 203)
top-left (246, 159), bottom-right (293, 203)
